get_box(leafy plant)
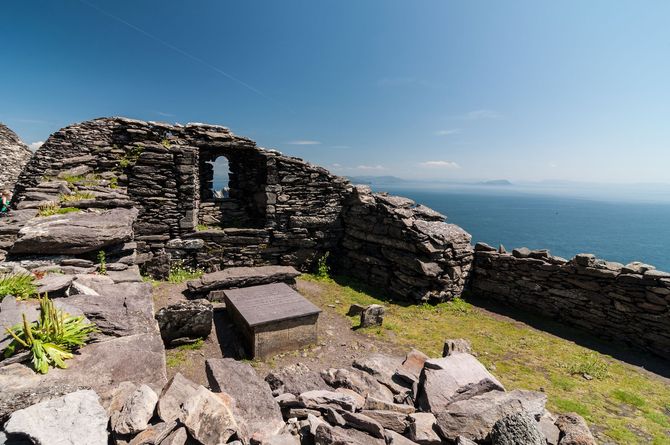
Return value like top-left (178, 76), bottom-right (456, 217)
top-left (118, 143), bottom-right (144, 168)
top-left (0, 273), bottom-right (37, 301)
top-left (60, 191), bottom-right (95, 203)
top-left (567, 352), bottom-right (610, 380)
top-left (3, 295), bottom-right (98, 373)
top-left (316, 252), bottom-right (331, 280)
top-left (97, 250), bottom-right (107, 275)
top-left (37, 203), bottom-right (80, 217)
top-left (161, 138), bottom-right (171, 149)
top-left (167, 261), bottom-right (204, 283)
top-left (109, 177), bottom-right (118, 189)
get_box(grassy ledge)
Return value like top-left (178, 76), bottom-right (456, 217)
top-left (298, 274), bottom-right (670, 445)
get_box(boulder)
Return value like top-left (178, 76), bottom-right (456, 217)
top-left (206, 358), bottom-right (285, 442)
top-left (442, 338), bottom-right (472, 357)
top-left (361, 410), bottom-right (408, 433)
top-left (347, 303), bottom-right (366, 316)
top-left (186, 265), bottom-right (301, 298)
top-left (155, 299), bottom-right (213, 345)
top-left (434, 390), bottom-right (547, 442)
top-left (538, 412), bottom-right (560, 445)
top-left (363, 396), bottom-right (415, 414)
top-left (321, 367), bottom-right (395, 402)
top-left (490, 412), bottom-right (545, 445)
top-left (158, 427), bottom-right (188, 445)
top-left (111, 384), bottom-right (159, 435)
top-left (4, 390), bottom-right (108, 445)
top-left (385, 430), bottom-right (420, 444)
top-left (128, 420), bottom-right (178, 445)
top-left (11, 207), bottom-right (138, 255)
top-left (416, 353), bottom-right (504, 412)
top-left (395, 349), bottom-right (429, 385)
top-left (180, 386), bottom-right (239, 445)
top-left (554, 413), bottom-right (597, 445)
top-left (299, 390), bottom-right (362, 412)
top-left (35, 273), bottom-right (74, 297)
top-left (314, 423), bottom-right (385, 445)
top-left (407, 412), bottom-right (442, 445)
top-left (106, 265), bottom-right (143, 283)
top-left (353, 353), bottom-right (407, 393)
top-left (158, 372), bottom-right (200, 422)
top-left (360, 304), bottom-right (385, 328)
top-left (265, 362), bottom-right (329, 396)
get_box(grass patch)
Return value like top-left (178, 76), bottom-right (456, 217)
top-left (176, 339), bottom-right (204, 351)
top-left (298, 274), bottom-right (670, 444)
top-left (165, 339), bottom-right (204, 368)
top-left (167, 262), bottom-right (204, 284)
top-left (37, 204), bottom-right (80, 217)
top-left (60, 191), bottom-right (95, 203)
top-left (0, 273), bottom-right (37, 301)
top-left (60, 174), bottom-right (86, 185)
top-left (613, 389), bottom-right (647, 409)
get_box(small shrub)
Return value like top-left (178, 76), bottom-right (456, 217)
top-left (3, 294), bottom-right (98, 373)
top-left (168, 262), bottom-right (204, 284)
top-left (60, 174), bottom-right (86, 185)
top-left (109, 177), bottom-right (118, 189)
top-left (118, 144), bottom-right (144, 169)
top-left (444, 296), bottom-right (472, 314)
top-left (97, 250), bottom-right (107, 275)
top-left (567, 352), bottom-right (610, 380)
top-left (0, 274), bottom-right (37, 301)
top-left (316, 252), bottom-right (331, 280)
top-left (37, 203), bottom-right (79, 217)
top-left (161, 138), bottom-right (171, 149)
top-left (60, 191), bottom-right (95, 203)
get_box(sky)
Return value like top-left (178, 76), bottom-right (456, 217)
top-left (2, 0), bottom-right (670, 183)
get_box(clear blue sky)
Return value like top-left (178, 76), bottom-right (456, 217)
top-left (2, 1), bottom-right (669, 183)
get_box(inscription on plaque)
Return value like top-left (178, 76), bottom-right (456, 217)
top-left (224, 283), bottom-right (321, 359)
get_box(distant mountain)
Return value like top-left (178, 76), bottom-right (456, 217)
top-left (347, 175), bottom-right (409, 185)
top-left (479, 179), bottom-right (513, 186)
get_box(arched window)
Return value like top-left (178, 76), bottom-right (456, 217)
top-left (211, 156), bottom-right (230, 199)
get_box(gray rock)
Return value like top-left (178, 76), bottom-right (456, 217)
top-left (346, 303), bottom-right (366, 316)
top-left (187, 265), bottom-right (301, 298)
top-left (4, 390), bottom-right (108, 445)
top-left (363, 396), bottom-right (415, 414)
top-left (128, 420), bottom-right (178, 445)
top-left (416, 353), bottom-right (505, 412)
top-left (314, 423), bottom-right (385, 445)
top-left (106, 265), bottom-right (143, 283)
top-left (554, 413), bottom-right (597, 445)
top-left (442, 338), bottom-right (472, 357)
top-left (158, 427), bottom-right (188, 445)
top-left (407, 412), bottom-right (441, 445)
top-left (265, 362), bottom-right (329, 396)
top-left (11, 207), bottom-right (138, 255)
top-left (385, 430), bottom-right (419, 444)
top-left (321, 367), bottom-right (395, 402)
top-left (360, 304), bottom-right (385, 328)
top-left (156, 299), bottom-right (213, 345)
top-left (180, 385), bottom-right (238, 445)
top-left (338, 410), bottom-right (385, 438)
top-left (490, 412), bottom-right (545, 445)
top-left (299, 390), bottom-right (361, 412)
top-left (35, 273), bottom-right (74, 297)
top-left (434, 390), bottom-right (547, 442)
top-left (158, 372), bottom-right (200, 422)
top-left (352, 353), bottom-right (406, 393)
top-left (538, 412), bottom-right (560, 445)
top-left (111, 384), bottom-right (159, 435)
top-left (395, 349), bottom-right (429, 385)
top-left (206, 358), bottom-right (285, 442)
top-left (361, 410), bottom-right (408, 433)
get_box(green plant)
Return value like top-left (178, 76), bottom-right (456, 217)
top-left (161, 138), bottom-right (171, 149)
top-left (37, 203), bottom-right (80, 217)
top-left (60, 174), bottom-right (86, 186)
top-left (167, 261), bottom-right (204, 283)
top-left (109, 177), bottom-right (118, 189)
top-left (97, 250), bottom-right (107, 275)
top-left (60, 191), bottom-right (95, 203)
top-left (316, 252), bottom-right (331, 280)
top-left (118, 143), bottom-right (144, 168)
top-left (567, 352), bottom-right (610, 380)
top-left (3, 295), bottom-right (98, 373)
top-left (613, 389), bottom-right (647, 409)
top-left (0, 273), bottom-right (37, 301)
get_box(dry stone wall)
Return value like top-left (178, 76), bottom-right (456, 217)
top-left (336, 186), bottom-right (474, 302)
top-left (470, 243), bottom-right (670, 357)
top-left (0, 123), bottom-right (32, 192)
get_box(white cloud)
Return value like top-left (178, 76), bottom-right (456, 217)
top-left (356, 164), bottom-right (386, 171)
top-left (29, 141), bottom-right (44, 151)
top-left (331, 163), bottom-right (342, 168)
top-left (463, 109), bottom-right (501, 120)
top-left (435, 129), bottom-right (460, 136)
top-left (286, 140), bottom-right (322, 145)
top-left (155, 111), bottom-right (175, 117)
top-left (419, 160), bottom-right (461, 169)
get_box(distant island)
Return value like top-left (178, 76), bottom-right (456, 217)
top-left (479, 179), bottom-right (513, 186)
top-left (347, 175), bottom-right (408, 185)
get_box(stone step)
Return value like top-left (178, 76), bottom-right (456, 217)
top-left (186, 265), bottom-right (301, 301)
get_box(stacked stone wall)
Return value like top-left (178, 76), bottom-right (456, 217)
top-left (470, 244), bottom-right (670, 357)
top-left (336, 186), bottom-right (474, 302)
top-left (0, 124), bottom-right (32, 193)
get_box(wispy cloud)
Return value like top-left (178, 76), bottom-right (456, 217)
top-left (462, 109), bottom-right (501, 120)
top-left (154, 111), bottom-right (175, 117)
top-left (435, 129), bottom-right (461, 136)
top-left (28, 141), bottom-right (44, 151)
top-left (331, 163), bottom-right (342, 168)
top-left (356, 164), bottom-right (386, 171)
top-left (419, 160), bottom-right (461, 169)
top-left (286, 140), bottom-right (322, 145)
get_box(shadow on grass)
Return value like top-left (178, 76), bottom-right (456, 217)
top-left (331, 274), bottom-right (416, 308)
top-left (463, 291), bottom-right (670, 380)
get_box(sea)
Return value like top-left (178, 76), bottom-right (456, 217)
top-left (373, 183), bottom-right (670, 272)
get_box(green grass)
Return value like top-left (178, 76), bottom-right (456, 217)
top-left (167, 264), bottom-right (204, 284)
top-left (60, 191), bottom-right (95, 203)
top-left (37, 204), bottom-right (80, 217)
top-left (165, 339), bottom-right (204, 368)
top-left (298, 274), bottom-right (670, 445)
top-left (0, 273), bottom-right (37, 301)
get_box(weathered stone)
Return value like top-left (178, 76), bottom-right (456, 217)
top-left (265, 362), bottom-right (329, 396)
top-left (35, 273), bottom-right (74, 297)
top-left (539, 412), bottom-right (560, 445)
top-left (490, 412), bottom-right (545, 445)
top-left (4, 390), bottom-right (108, 445)
top-left (206, 358), bottom-right (285, 442)
top-left (0, 123), bottom-right (32, 192)
top-left (363, 396), bottom-right (415, 414)
top-left (187, 265), bottom-right (301, 297)
top-left (385, 430), bottom-right (420, 445)
top-left (11, 208), bottom-right (138, 255)
top-left (360, 304), bottom-right (385, 327)
top-left (180, 386), bottom-right (238, 445)
top-left (353, 353), bottom-right (406, 393)
top-left (128, 421), bottom-right (178, 445)
top-left (416, 353), bottom-right (504, 412)
top-left (407, 413), bottom-right (441, 445)
top-left (157, 427), bottom-right (188, 445)
top-left (314, 423), bottom-right (385, 445)
top-left (111, 384), bottom-right (159, 435)
top-left (321, 368), bottom-right (395, 402)
top-left (157, 372), bottom-right (200, 422)
top-left (434, 390), bottom-right (547, 442)
top-left (395, 349), bottom-right (429, 385)
top-left (347, 303), bottom-right (366, 316)
top-left (155, 299), bottom-right (213, 345)
top-left (442, 338), bottom-right (473, 356)
top-left (361, 410), bottom-right (408, 434)
top-left (299, 390), bottom-right (361, 412)
top-left (554, 413), bottom-right (597, 445)
top-left (337, 410), bottom-right (385, 438)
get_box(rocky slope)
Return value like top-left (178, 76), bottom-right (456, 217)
top-left (0, 123), bottom-right (32, 192)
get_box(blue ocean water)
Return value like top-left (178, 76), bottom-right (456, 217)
top-left (377, 185), bottom-right (670, 272)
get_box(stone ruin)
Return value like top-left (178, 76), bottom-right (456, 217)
top-left (3, 117), bottom-right (473, 303)
top-left (0, 123), bottom-right (32, 192)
